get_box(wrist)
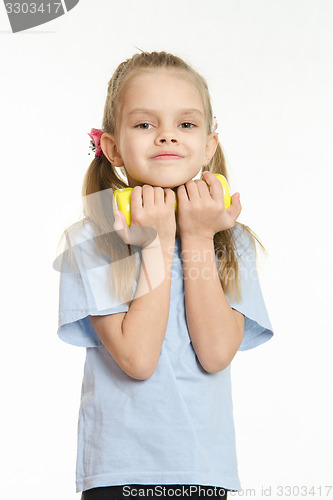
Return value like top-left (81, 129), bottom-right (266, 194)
top-left (180, 235), bottom-right (215, 258)
top-left (143, 236), bottom-right (175, 260)
top-left (180, 234), bottom-right (214, 246)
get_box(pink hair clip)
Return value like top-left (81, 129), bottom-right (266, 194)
top-left (211, 116), bottom-right (218, 133)
top-left (88, 128), bottom-right (104, 158)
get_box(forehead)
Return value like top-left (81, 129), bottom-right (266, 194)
top-left (120, 69), bottom-right (205, 114)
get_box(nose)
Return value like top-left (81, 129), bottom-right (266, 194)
top-left (155, 128), bottom-right (178, 144)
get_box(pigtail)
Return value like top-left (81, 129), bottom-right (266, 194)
top-left (81, 153), bottom-right (139, 306)
top-left (203, 143), bottom-right (266, 302)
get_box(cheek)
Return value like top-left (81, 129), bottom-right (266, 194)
top-left (193, 142), bottom-right (208, 160)
top-left (121, 140), bottom-right (146, 171)
top-left (119, 136), bottom-right (137, 160)
top-left (189, 133), bottom-right (207, 153)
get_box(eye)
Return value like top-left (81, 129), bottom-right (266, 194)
top-left (180, 122), bottom-right (195, 129)
top-left (136, 123), bottom-right (153, 130)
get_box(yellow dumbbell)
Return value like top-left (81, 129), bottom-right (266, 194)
top-left (113, 173), bottom-right (231, 226)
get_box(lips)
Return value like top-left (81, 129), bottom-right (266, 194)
top-left (152, 152), bottom-right (184, 160)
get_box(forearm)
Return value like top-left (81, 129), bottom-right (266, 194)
top-left (181, 237), bottom-right (243, 372)
top-left (122, 240), bottom-right (175, 377)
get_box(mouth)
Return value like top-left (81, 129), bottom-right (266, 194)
top-left (151, 152), bottom-right (184, 160)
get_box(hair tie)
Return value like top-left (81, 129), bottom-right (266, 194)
top-left (88, 128), bottom-right (104, 157)
top-left (211, 116), bottom-right (218, 133)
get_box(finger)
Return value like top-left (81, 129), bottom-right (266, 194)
top-left (184, 179), bottom-right (200, 201)
top-left (130, 186), bottom-right (143, 213)
top-left (113, 210), bottom-right (130, 242)
top-left (164, 188), bottom-right (176, 207)
top-left (177, 184), bottom-right (188, 199)
top-left (114, 210), bottom-right (125, 229)
top-left (226, 193), bottom-right (242, 219)
top-left (202, 171), bottom-right (223, 201)
top-left (142, 185), bottom-right (155, 208)
top-left (195, 179), bottom-right (211, 199)
top-left (154, 186), bottom-right (165, 206)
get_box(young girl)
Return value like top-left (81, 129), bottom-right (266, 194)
top-left (56, 51), bottom-right (273, 499)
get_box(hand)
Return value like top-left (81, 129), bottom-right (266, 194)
top-left (114, 185), bottom-right (176, 248)
top-left (177, 171), bottom-right (242, 240)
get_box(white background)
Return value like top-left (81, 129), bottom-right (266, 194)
top-left (0, 1), bottom-right (332, 498)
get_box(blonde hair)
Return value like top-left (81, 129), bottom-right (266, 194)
top-left (65, 51), bottom-right (265, 305)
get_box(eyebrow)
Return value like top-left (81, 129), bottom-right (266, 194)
top-left (127, 108), bottom-right (204, 117)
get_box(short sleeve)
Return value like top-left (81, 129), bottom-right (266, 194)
top-left (226, 224), bottom-right (274, 351)
top-left (54, 221), bottom-right (136, 348)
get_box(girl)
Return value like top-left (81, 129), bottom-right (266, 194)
top-left (56, 51), bottom-right (273, 499)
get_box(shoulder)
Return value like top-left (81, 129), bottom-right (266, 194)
top-left (55, 218), bottom-right (103, 274)
top-left (230, 222), bottom-right (257, 259)
top-left (62, 218), bottom-right (98, 246)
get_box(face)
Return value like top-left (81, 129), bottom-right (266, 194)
top-left (104, 69), bottom-right (218, 188)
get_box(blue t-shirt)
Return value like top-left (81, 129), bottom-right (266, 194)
top-left (56, 219), bottom-right (273, 493)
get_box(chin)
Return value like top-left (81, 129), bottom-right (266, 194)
top-left (145, 175), bottom-right (196, 189)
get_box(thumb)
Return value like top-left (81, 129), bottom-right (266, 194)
top-left (113, 210), bottom-right (130, 244)
top-left (228, 193), bottom-right (242, 217)
top-left (113, 210), bottom-right (126, 230)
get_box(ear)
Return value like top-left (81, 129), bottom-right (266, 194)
top-left (203, 132), bottom-right (219, 166)
top-left (100, 133), bottom-right (124, 167)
